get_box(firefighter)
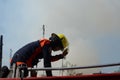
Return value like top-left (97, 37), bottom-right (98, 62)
top-left (10, 33), bottom-right (69, 77)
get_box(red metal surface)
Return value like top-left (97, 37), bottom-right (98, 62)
top-left (0, 72), bottom-right (120, 80)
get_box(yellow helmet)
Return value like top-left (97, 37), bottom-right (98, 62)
top-left (51, 33), bottom-right (69, 50)
top-left (57, 34), bottom-right (69, 49)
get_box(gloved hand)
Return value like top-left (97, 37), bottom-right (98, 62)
top-left (62, 48), bottom-right (69, 57)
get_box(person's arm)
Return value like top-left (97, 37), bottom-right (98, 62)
top-left (42, 45), bottom-right (52, 76)
top-left (50, 54), bottom-right (64, 62)
top-left (51, 49), bottom-right (68, 62)
top-left (31, 59), bottom-right (39, 67)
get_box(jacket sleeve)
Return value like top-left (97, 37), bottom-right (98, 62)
top-left (42, 44), bottom-right (52, 76)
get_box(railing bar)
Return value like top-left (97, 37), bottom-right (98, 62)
top-left (27, 62), bottom-right (120, 71)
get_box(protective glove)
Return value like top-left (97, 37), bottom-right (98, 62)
top-left (62, 48), bottom-right (69, 57)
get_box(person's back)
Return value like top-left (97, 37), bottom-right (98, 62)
top-left (11, 40), bottom-right (41, 67)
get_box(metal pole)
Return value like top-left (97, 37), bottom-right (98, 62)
top-left (0, 35), bottom-right (3, 70)
top-left (26, 62), bottom-right (120, 71)
top-left (61, 59), bottom-right (63, 76)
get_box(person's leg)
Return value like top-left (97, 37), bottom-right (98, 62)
top-left (17, 64), bottom-right (28, 78)
top-left (30, 70), bottom-right (37, 77)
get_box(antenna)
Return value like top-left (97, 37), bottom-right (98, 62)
top-left (42, 24), bottom-right (45, 38)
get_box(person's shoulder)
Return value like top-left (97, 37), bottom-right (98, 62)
top-left (40, 38), bottom-right (50, 47)
top-left (40, 38), bottom-right (50, 42)
top-left (40, 38), bottom-right (49, 41)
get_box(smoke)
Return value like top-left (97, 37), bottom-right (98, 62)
top-left (40, 0), bottom-right (120, 74)
top-left (1, 0), bottom-right (120, 75)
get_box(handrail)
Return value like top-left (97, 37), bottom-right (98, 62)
top-left (27, 62), bottom-right (120, 71)
top-left (9, 62), bottom-right (120, 78)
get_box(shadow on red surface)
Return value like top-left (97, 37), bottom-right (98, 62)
top-left (1, 72), bottom-right (120, 80)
